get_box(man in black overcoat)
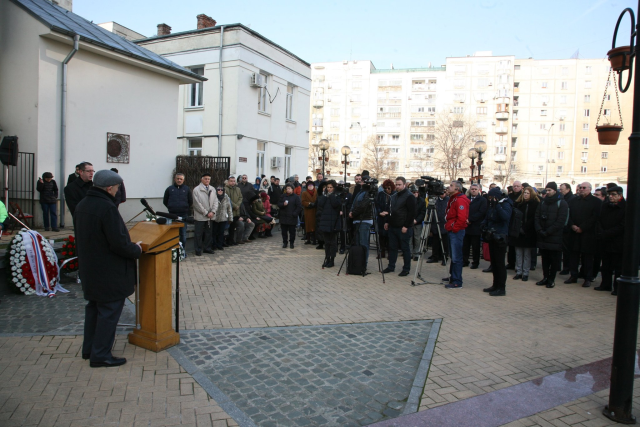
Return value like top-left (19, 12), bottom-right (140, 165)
top-left (595, 186), bottom-right (625, 295)
top-left (74, 170), bottom-right (142, 367)
top-left (463, 184), bottom-right (488, 269)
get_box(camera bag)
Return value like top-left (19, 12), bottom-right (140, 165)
top-left (347, 245), bottom-right (367, 276)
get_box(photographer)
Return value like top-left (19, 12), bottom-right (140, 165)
top-left (383, 177), bottom-right (416, 277)
top-left (410, 185), bottom-right (426, 261)
top-left (349, 179), bottom-right (375, 269)
top-left (481, 187), bottom-right (513, 296)
top-left (318, 180), bottom-right (343, 267)
top-left (375, 180), bottom-right (395, 259)
top-left (534, 182), bottom-right (569, 289)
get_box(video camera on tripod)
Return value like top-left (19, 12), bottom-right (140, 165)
top-left (415, 176), bottom-right (446, 198)
top-left (361, 176), bottom-right (379, 200)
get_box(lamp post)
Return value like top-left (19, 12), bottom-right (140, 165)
top-left (603, 4), bottom-right (640, 424)
top-left (544, 123), bottom-right (555, 186)
top-left (314, 138), bottom-right (330, 177)
top-left (468, 148), bottom-right (478, 184)
top-left (474, 140), bottom-right (487, 186)
top-left (341, 145), bottom-right (351, 182)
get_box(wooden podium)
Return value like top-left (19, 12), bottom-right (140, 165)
top-left (127, 221), bottom-right (183, 352)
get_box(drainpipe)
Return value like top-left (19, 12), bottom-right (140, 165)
top-left (59, 35), bottom-right (79, 228)
top-left (218, 26), bottom-right (224, 157)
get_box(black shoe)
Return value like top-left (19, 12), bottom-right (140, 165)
top-left (282, 243), bottom-right (288, 248)
top-left (325, 258), bottom-right (335, 268)
top-left (90, 357), bottom-right (127, 368)
top-left (223, 243), bottom-right (229, 247)
top-left (505, 264), bottom-right (515, 270)
top-left (82, 353), bottom-right (90, 360)
top-left (195, 252), bottom-right (202, 256)
top-left (383, 267), bottom-right (394, 273)
top-left (44, 228), bottom-right (50, 231)
top-left (216, 246), bottom-right (224, 251)
top-left (489, 289), bottom-right (506, 296)
top-left (426, 258), bottom-right (439, 264)
top-left (559, 269), bottom-right (570, 276)
top-left (290, 243), bottom-right (294, 249)
top-left (248, 235), bottom-right (256, 241)
top-left (522, 276), bottom-right (529, 282)
top-left (203, 249), bottom-right (215, 254)
top-left (611, 290), bottom-right (618, 296)
top-left (339, 248), bottom-right (345, 254)
top-left (470, 264), bottom-right (479, 270)
top-left (413, 256), bottom-right (419, 261)
top-left (564, 276), bottom-right (578, 284)
top-left (399, 270), bottom-right (410, 277)
top-left (316, 245), bottom-right (324, 250)
top-left (52, 228), bottom-right (60, 232)
top-left (482, 266), bottom-right (493, 273)
top-left (483, 286), bottom-right (496, 292)
top-left (536, 278), bottom-right (548, 286)
top-left (594, 285), bottom-right (612, 291)
top-left (305, 240), bottom-right (312, 245)
top-left (513, 274), bottom-right (522, 280)
top-left (582, 280), bottom-right (592, 288)
top-left (463, 262), bottom-right (470, 267)
top-left (546, 282), bottom-right (556, 288)
top-left (530, 266), bottom-right (536, 271)
top-left (442, 276), bottom-right (451, 282)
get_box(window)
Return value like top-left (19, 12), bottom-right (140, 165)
top-left (542, 67), bottom-right (549, 75)
top-left (331, 108), bottom-right (340, 116)
top-left (453, 120), bottom-right (464, 127)
top-left (541, 81), bottom-right (548, 88)
top-left (496, 146), bottom-right (506, 154)
top-left (454, 65), bottom-right (466, 74)
top-left (376, 121), bottom-right (385, 127)
top-left (451, 106), bottom-right (464, 114)
top-left (558, 137), bottom-right (566, 147)
top-left (350, 133), bottom-right (360, 142)
top-left (351, 94), bottom-right (361, 102)
top-left (538, 165), bottom-right (544, 172)
top-left (559, 109), bottom-right (567, 119)
top-left (515, 65), bottom-right (521, 70)
top-left (581, 166), bottom-right (587, 173)
top-left (541, 95), bottom-right (550, 105)
top-left (586, 66), bottom-right (592, 75)
top-left (377, 135), bottom-right (384, 141)
top-left (258, 73), bottom-right (268, 112)
top-left (331, 121), bottom-right (339, 128)
top-left (477, 107), bottom-right (487, 115)
top-left (427, 120), bottom-right (435, 126)
top-left (478, 78), bottom-right (489, 88)
top-left (585, 81), bottom-right (592, 89)
top-left (389, 147), bottom-right (400, 154)
top-left (604, 109), bottom-right (611, 116)
top-left (602, 152), bottom-right (609, 159)
top-left (584, 109), bottom-right (590, 117)
top-left (350, 160), bottom-right (360, 169)
top-left (391, 135), bottom-right (400, 140)
top-left (558, 151), bottom-right (565, 160)
top-left (561, 81), bottom-right (568, 90)
top-left (476, 121), bottom-right (488, 128)
top-left (410, 147), bottom-right (423, 154)
top-left (454, 93), bottom-right (466, 102)
top-left (425, 134), bottom-right (435, 141)
top-left (583, 123), bottom-right (589, 131)
top-left (256, 141), bottom-right (266, 177)
top-left (581, 152), bottom-right (588, 161)
top-left (188, 67), bottom-right (204, 107)
top-left (411, 134), bottom-right (424, 140)
top-left (601, 166), bottom-right (608, 172)
top-left (329, 134), bottom-right (339, 141)
top-left (352, 107), bottom-right (361, 116)
top-left (540, 124), bottom-right (547, 130)
top-left (541, 110), bottom-right (548, 116)
top-left (352, 81), bottom-right (361, 90)
top-left (286, 84), bottom-right (294, 120)
top-left (562, 67), bottom-right (569, 76)
top-left (511, 151), bottom-right (516, 161)
top-left (539, 136), bottom-right (547, 145)
top-left (538, 151), bottom-right (545, 158)
top-left (512, 137), bottom-right (517, 148)
top-left (557, 165), bottom-right (563, 173)
top-left (188, 138), bottom-right (202, 156)
top-left (582, 137), bottom-right (589, 147)
top-left (559, 124), bottom-right (566, 132)
top-left (284, 147), bottom-right (291, 178)
top-left (560, 95), bottom-right (567, 104)
top-left (454, 79), bottom-right (465, 88)
top-left (584, 95), bottom-right (591, 103)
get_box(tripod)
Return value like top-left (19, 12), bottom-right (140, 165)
top-left (337, 195), bottom-right (385, 283)
top-left (411, 196), bottom-right (449, 286)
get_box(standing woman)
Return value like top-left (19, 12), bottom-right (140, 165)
top-left (318, 180), bottom-right (342, 267)
top-left (212, 186), bottom-right (233, 250)
top-left (37, 172), bottom-right (60, 232)
top-left (301, 181), bottom-right (318, 245)
top-left (278, 183), bottom-right (302, 248)
top-left (481, 187), bottom-right (513, 296)
top-left (510, 187), bottom-right (539, 281)
top-left (315, 181), bottom-right (327, 250)
top-left (375, 179), bottom-right (395, 259)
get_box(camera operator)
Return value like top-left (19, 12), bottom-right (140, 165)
top-left (349, 179), bottom-right (374, 270)
top-left (383, 177), bottom-right (416, 277)
top-left (410, 185), bottom-right (426, 262)
top-left (319, 180), bottom-right (343, 267)
top-left (443, 181), bottom-right (469, 288)
top-left (375, 180), bottom-right (395, 259)
top-left (349, 174), bottom-right (363, 198)
top-left (481, 187), bottom-right (513, 296)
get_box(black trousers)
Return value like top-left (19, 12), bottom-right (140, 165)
top-left (463, 234), bottom-right (481, 265)
top-left (562, 233), bottom-right (571, 270)
top-left (227, 217), bottom-right (239, 244)
top-left (489, 241), bottom-right (507, 289)
top-left (281, 224), bottom-right (296, 244)
top-left (600, 251), bottom-right (622, 291)
top-left (431, 231), bottom-right (449, 260)
top-left (324, 231), bottom-right (339, 259)
top-left (212, 221), bottom-right (226, 249)
top-left (593, 250), bottom-right (602, 278)
top-left (339, 230), bottom-right (347, 250)
top-left (83, 299), bottom-right (125, 362)
top-left (541, 249), bottom-right (562, 283)
top-left (194, 220), bottom-right (213, 253)
top-left (507, 245), bottom-right (515, 266)
top-left (530, 248), bottom-right (538, 268)
top-left (570, 251), bottom-right (594, 280)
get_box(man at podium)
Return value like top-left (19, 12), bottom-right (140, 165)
top-left (74, 170), bottom-right (142, 368)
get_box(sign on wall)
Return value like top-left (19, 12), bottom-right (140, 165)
top-left (106, 132), bottom-right (130, 164)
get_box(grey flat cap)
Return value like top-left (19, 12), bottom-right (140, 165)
top-left (93, 169), bottom-right (123, 187)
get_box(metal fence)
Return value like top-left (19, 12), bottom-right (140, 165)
top-left (2, 152), bottom-right (35, 222)
top-left (175, 156), bottom-right (230, 189)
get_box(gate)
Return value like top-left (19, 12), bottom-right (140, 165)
top-left (1, 152), bottom-right (35, 223)
top-left (175, 156), bottom-right (230, 190)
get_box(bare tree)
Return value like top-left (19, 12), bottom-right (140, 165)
top-left (361, 135), bottom-right (394, 179)
top-left (431, 112), bottom-right (481, 182)
top-left (489, 156), bottom-right (519, 188)
top-left (308, 143), bottom-right (322, 175)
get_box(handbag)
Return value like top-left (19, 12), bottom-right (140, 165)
top-left (482, 242), bottom-right (491, 262)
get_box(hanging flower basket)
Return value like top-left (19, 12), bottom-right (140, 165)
top-left (607, 46), bottom-right (631, 72)
top-left (596, 124), bottom-right (624, 145)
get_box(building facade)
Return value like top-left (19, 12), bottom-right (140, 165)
top-left (137, 17), bottom-right (311, 182)
top-left (310, 52), bottom-right (632, 189)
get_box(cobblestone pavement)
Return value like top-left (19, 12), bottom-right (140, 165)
top-left (175, 321), bottom-right (434, 426)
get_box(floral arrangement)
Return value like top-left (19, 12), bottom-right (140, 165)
top-left (172, 243), bottom-right (186, 263)
top-left (59, 235), bottom-right (78, 273)
top-left (5, 229), bottom-right (66, 296)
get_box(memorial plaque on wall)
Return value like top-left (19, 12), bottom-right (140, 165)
top-left (106, 132), bottom-right (130, 163)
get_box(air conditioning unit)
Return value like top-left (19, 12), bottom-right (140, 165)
top-left (556, 143), bottom-right (563, 148)
top-left (556, 173), bottom-right (561, 177)
top-left (582, 159), bottom-right (587, 163)
top-left (250, 73), bottom-right (265, 88)
top-left (537, 171), bottom-right (542, 175)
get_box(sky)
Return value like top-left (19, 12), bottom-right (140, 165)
top-left (75, 0), bottom-right (635, 68)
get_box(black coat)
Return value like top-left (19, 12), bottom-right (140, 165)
top-left (466, 195), bottom-right (488, 236)
top-left (414, 196), bottom-right (427, 224)
top-left (64, 178), bottom-right (92, 217)
top-left (37, 179), bottom-right (58, 204)
top-left (318, 192), bottom-right (343, 233)
top-left (74, 188), bottom-right (141, 302)
top-left (277, 193), bottom-right (302, 226)
top-left (510, 199), bottom-right (539, 248)
top-left (67, 172), bottom-right (78, 185)
top-left (535, 195), bottom-right (569, 251)
top-left (375, 190), bottom-right (393, 228)
top-left (163, 184), bottom-right (193, 214)
top-left (567, 194), bottom-right (602, 254)
top-left (429, 196), bottom-right (449, 235)
top-left (597, 198), bottom-right (625, 254)
top-left (239, 181), bottom-right (257, 212)
top-left (268, 184), bottom-right (283, 207)
top-left (114, 182), bottom-right (127, 206)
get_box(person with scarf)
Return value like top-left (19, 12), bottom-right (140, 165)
top-left (301, 181), bottom-right (318, 245)
top-left (212, 186), bottom-right (233, 250)
top-left (480, 186), bottom-right (512, 296)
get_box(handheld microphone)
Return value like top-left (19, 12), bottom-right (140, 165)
top-left (156, 212), bottom-right (195, 224)
top-left (140, 198), bottom-right (156, 216)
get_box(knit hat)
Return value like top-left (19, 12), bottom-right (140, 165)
top-left (545, 181), bottom-right (558, 192)
top-left (488, 187), bottom-right (503, 199)
top-left (42, 172), bottom-right (53, 179)
top-left (93, 169), bottom-right (122, 187)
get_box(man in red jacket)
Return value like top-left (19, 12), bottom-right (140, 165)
top-left (444, 181), bottom-right (470, 288)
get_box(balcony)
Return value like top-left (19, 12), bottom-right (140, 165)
top-left (493, 169), bottom-right (506, 176)
top-left (495, 127), bottom-right (509, 135)
top-left (377, 99), bottom-right (402, 105)
top-left (494, 154), bottom-right (507, 162)
top-left (313, 100), bottom-right (324, 108)
top-left (312, 126), bottom-right (323, 133)
top-left (410, 126), bottom-right (435, 133)
top-left (496, 97), bottom-right (510, 104)
top-left (378, 112), bottom-right (401, 119)
top-left (412, 84), bottom-right (426, 91)
top-left (496, 112), bottom-right (509, 121)
top-left (411, 112), bottom-right (434, 118)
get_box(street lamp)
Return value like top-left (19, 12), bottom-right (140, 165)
top-left (468, 148), bottom-right (478, 184)
top-left (341, 145), bottom-right (351, 182)
top-left (603, 4), bottom-right (640, 424)
top-left (474, 140), bottom-right (487, 186)
top-left (314, 138), bottom-right (330, 177)
top-left (544, 123), bottom-right (555, 186)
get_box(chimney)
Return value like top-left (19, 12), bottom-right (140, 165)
top-left (197, 14), bottom-right (217, 30)
top-left (157, 23), bottom-right (171, 36)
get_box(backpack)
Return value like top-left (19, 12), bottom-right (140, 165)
top-left (508, 207), bottom-right (524, 238)
top-left (347, 245), bottom-right (367, 276)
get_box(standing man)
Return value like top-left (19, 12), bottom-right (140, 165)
top-left (559, 183), bottom-right (577, 275)
top-left (463, 184), bottom-right (488, 269)
top-left (383, 177), bottom-right (417, 277)
top-left (239, 174), bottom-right (256, 212)
top-left (481, 187), bottom-right (513, 296)
top-left (595, 186), bottom-right (625, 295)
top-left (506, 180), bottom-right (522, 270)
top-left (565, 182), bottom-right (602, 287)
top-left (314, 173), bottom-right (324, 188)
top-left (443, 181), bottom-right (470, 289)
top-left (268, 177), bottom-right (282, 218)
top-left (74, 169), bottom-right (141, 367)
top-left (534, 182), bottom-right (569, 289)
top-left (350, 180), bottom-right (374, 269)
top-left (192, 173), bottom-right (218, 256)
top-left (163, 173), bottom-right (193, 249)
top-left (64, 162), bottom-right (94, 218)
top-left (67, 163), bottom-right (83, 185)
top-left (225, 176), bottom-right (243, 245)
top-left (349, 174), bottom-right (363, 198)
top-left (410, 185), bottom-right (426, 261)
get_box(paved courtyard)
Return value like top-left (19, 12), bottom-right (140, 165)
top-left (0, 234), bottom-right (638, 426)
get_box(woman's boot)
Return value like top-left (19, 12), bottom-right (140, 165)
top-left (310, 232), bottom-right (317, 245)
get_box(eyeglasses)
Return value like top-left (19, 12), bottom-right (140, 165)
top-left (216, 189), bottom-right (224, 191)
top-left (578, 186), bottom-right (588, 189)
